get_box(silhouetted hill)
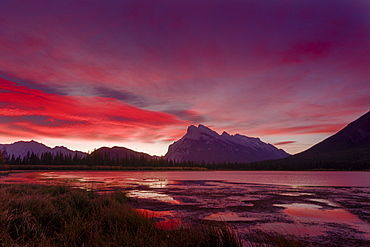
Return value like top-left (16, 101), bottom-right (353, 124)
top-left (92, 146), bottom-right (152, 160)
top-left (292, 111), bottom-right (370, 163)
top-left (250, 111), bottom-right (370, 170)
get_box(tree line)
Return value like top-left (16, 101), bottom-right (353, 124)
top-left (0, 149), bottom-right (202, 168)
top-left (1, 148), bottom-right (368, 170)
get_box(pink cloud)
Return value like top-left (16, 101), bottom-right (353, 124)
top-left (0, 78), bottom-right (185, 142)
top-left (0, 0), bottom-right (369, 155)
top-left (273, 141), bottom-right (297, 146)
top-left (259, 124), bottom-right (348, 136)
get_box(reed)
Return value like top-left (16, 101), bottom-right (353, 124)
top-left (244, 229), bottom-right (305, 247)
top-left (0, 184), bottom-right (241, 247)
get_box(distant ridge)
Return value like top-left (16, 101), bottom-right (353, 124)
top-left (0, 140), bottom-right (87, 159)
top-left (165, 124), bottom-right (290, 164)
top-left (3, 111), bottom-right (369, 169)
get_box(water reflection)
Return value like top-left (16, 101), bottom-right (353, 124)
top-left (140, 178), bottom-right (168, 188)
top-left (134, 208), bottom-right (175, 218)
top-left (155, 218), bottom-right (182, 230)
top-left (128, 190), bottom-right (180, 204)
top-left (204, 212), bottom-right (258, 222)
top-left (133, 209), bottom-right (181, 230)
top-left (257, 222), bottom-right (326, 237)
top-left (274, 202), bottom-right (370, 238)
top-left (2, 170), bottom-right (370, 245)
top-left (39, 171), bottom-right (171, 189)
top-left (4, 170), bottom-right (370, 186)
top-left (308, 198), bottom-right (340, 207)
top-left (279, 192), bottom-right (313, 197)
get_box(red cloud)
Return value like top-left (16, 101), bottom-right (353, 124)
top-left (0, 78), bottom-right (184, 142)
top-left (273, 141), bottom-right (296, 146)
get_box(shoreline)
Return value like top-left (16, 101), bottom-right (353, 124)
top-left (1, 164), bottom-right (369, 172)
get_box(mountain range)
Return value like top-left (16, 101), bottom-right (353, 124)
top-left (1, 110), bottom-right (369, 168)
top-left (0, 126), bottom-right (288, 164)
top-left (0, 140), bottom-right (86, 159)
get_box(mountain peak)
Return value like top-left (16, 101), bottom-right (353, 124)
top-left (186, 125), bottom-right (198, 133)
top-left (187, 124), bottom-right (214, 132)
top-left (197, 124), bottom-right (210, 129)
top-left (186, 124), bottom-right (219, 138)
top-left (165, 125), bottom-right (290, 164)
top-left (221, 131), bottom-right (230, 136)
top-left (13, 140), bottom-right (46, 147)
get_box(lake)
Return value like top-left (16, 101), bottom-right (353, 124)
top-left (2, 170), bottom-right (370, 246)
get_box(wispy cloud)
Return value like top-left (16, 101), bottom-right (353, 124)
top-left (0, 0), bottom-right (369, 154)
top-left (0, 78), bottom-right (185, 142)
top-left (273, 141), bottom-right (297, 146)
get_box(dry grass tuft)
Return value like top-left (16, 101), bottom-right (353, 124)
top-left (0, 184), bottom-right (242, 247)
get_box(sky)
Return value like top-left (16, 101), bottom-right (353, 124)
top-left (1, 0), bottom-right (369, 156)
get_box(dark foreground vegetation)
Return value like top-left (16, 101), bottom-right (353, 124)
top-left (0, 184), bottom-right (243, 247)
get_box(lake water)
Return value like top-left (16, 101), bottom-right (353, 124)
top-left (2, 170), bottom-right (370, 246)
top-left (5, 170), bottom-right (370, 186)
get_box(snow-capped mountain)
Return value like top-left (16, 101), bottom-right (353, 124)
top-left (164, 125), bottom-right (290, 163)
top-left (0, 140), bottom-right (87, 159)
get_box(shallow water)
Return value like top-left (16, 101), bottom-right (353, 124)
top-left (64, 170), bottom-right (370, 187)
top-left (6, 170), bottom-right (370, 187)
top-left (2, 170), bottom-right (370, 245)
top-left (274, 202), bottom-right (370, 238)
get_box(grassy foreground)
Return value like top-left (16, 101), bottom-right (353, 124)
top-left (0, 184), bottom-right (242, 247)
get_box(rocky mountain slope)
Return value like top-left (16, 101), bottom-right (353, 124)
top-left (290, 110), bottom-right (370, 164)
top-left (165, 124), bottom-right (290, 163)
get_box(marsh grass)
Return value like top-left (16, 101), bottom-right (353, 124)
top-left (244, 229), bottom-right (305, 247)
top-left (0, 184), bottom-right (241, 247)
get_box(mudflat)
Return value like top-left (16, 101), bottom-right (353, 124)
top-left (129, 180), bottom-right (370, 246)
top-left (2, 171), bottom-right (370, 246)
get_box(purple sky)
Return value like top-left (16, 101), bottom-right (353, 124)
top-left (1, 0), bottom-right (369, 155)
